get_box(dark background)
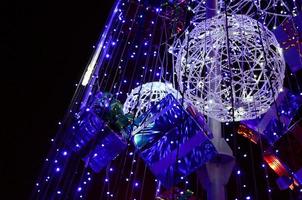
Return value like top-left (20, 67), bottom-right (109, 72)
top-left (11, 0), bottom-right (114, 198)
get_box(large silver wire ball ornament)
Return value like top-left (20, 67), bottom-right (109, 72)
top-left (171, 14), bottom-right (285, 122)
top-left (193, 0), bottom-right (293, 29)
top-left (123, 82), bottom-right (181, 117)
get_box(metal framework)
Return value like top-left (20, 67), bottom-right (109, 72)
top-left (193, 0), bottom-right (294, 29)
top-left (123, 82), bottom-right (181, 117)
top-left (172, 14), bottom-right (285, 122)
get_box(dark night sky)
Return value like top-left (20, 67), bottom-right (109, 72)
top-left (11, 1), bottom-right (114, 198)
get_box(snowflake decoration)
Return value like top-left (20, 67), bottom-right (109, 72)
top-left (123, 82), bottom-right (181, 117)
top-left (171, 14), bottom-right (285, 122)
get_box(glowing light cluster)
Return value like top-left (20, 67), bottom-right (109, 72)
top-left (237, 124), bottom-right (259, 144)
top-left (172, 14), bottom-right (285, 122)
top-left (123, 82), bottom-right (181, 117)
top-left (263, 153), bottom-right (288, 176)
top-left (193, 0), bottom-right (294, 29)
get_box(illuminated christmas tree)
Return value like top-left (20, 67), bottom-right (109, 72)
top-left (32, 0), bottom-right (302, 199)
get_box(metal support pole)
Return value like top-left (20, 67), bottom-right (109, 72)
top-left (198, 1), bottom-right (235, 200)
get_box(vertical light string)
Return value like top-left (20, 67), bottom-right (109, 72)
top-left (223, 1), bottom-right (242, 199)
top-left (32, 1), bottom-right (122, 199)
top-left (253, 1), bottom-right (294, 199)
top-left (237, 11), bottom-right (260, 199)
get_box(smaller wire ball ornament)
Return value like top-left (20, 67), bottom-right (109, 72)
top-left (123, 82), bottom-right (181, 117)
top-left (171, 14), bottom-right (286, 122)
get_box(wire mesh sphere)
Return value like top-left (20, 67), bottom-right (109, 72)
top-left (172, 14), bottom-right (285, 122)
top-left (123, 82), bottom-right (181, 117)
top-left (193, 0), bottom-right (295, 29)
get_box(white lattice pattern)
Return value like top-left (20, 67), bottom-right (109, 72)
top-left (193, 0), bottom-right (294, 29)
top-left (123, 82), bottom-right (181, 117)
top-left (172, 14), bottom-right (285, 122)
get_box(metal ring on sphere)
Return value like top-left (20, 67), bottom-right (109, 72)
top-left (171, 14), bottom-right (285, 122)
